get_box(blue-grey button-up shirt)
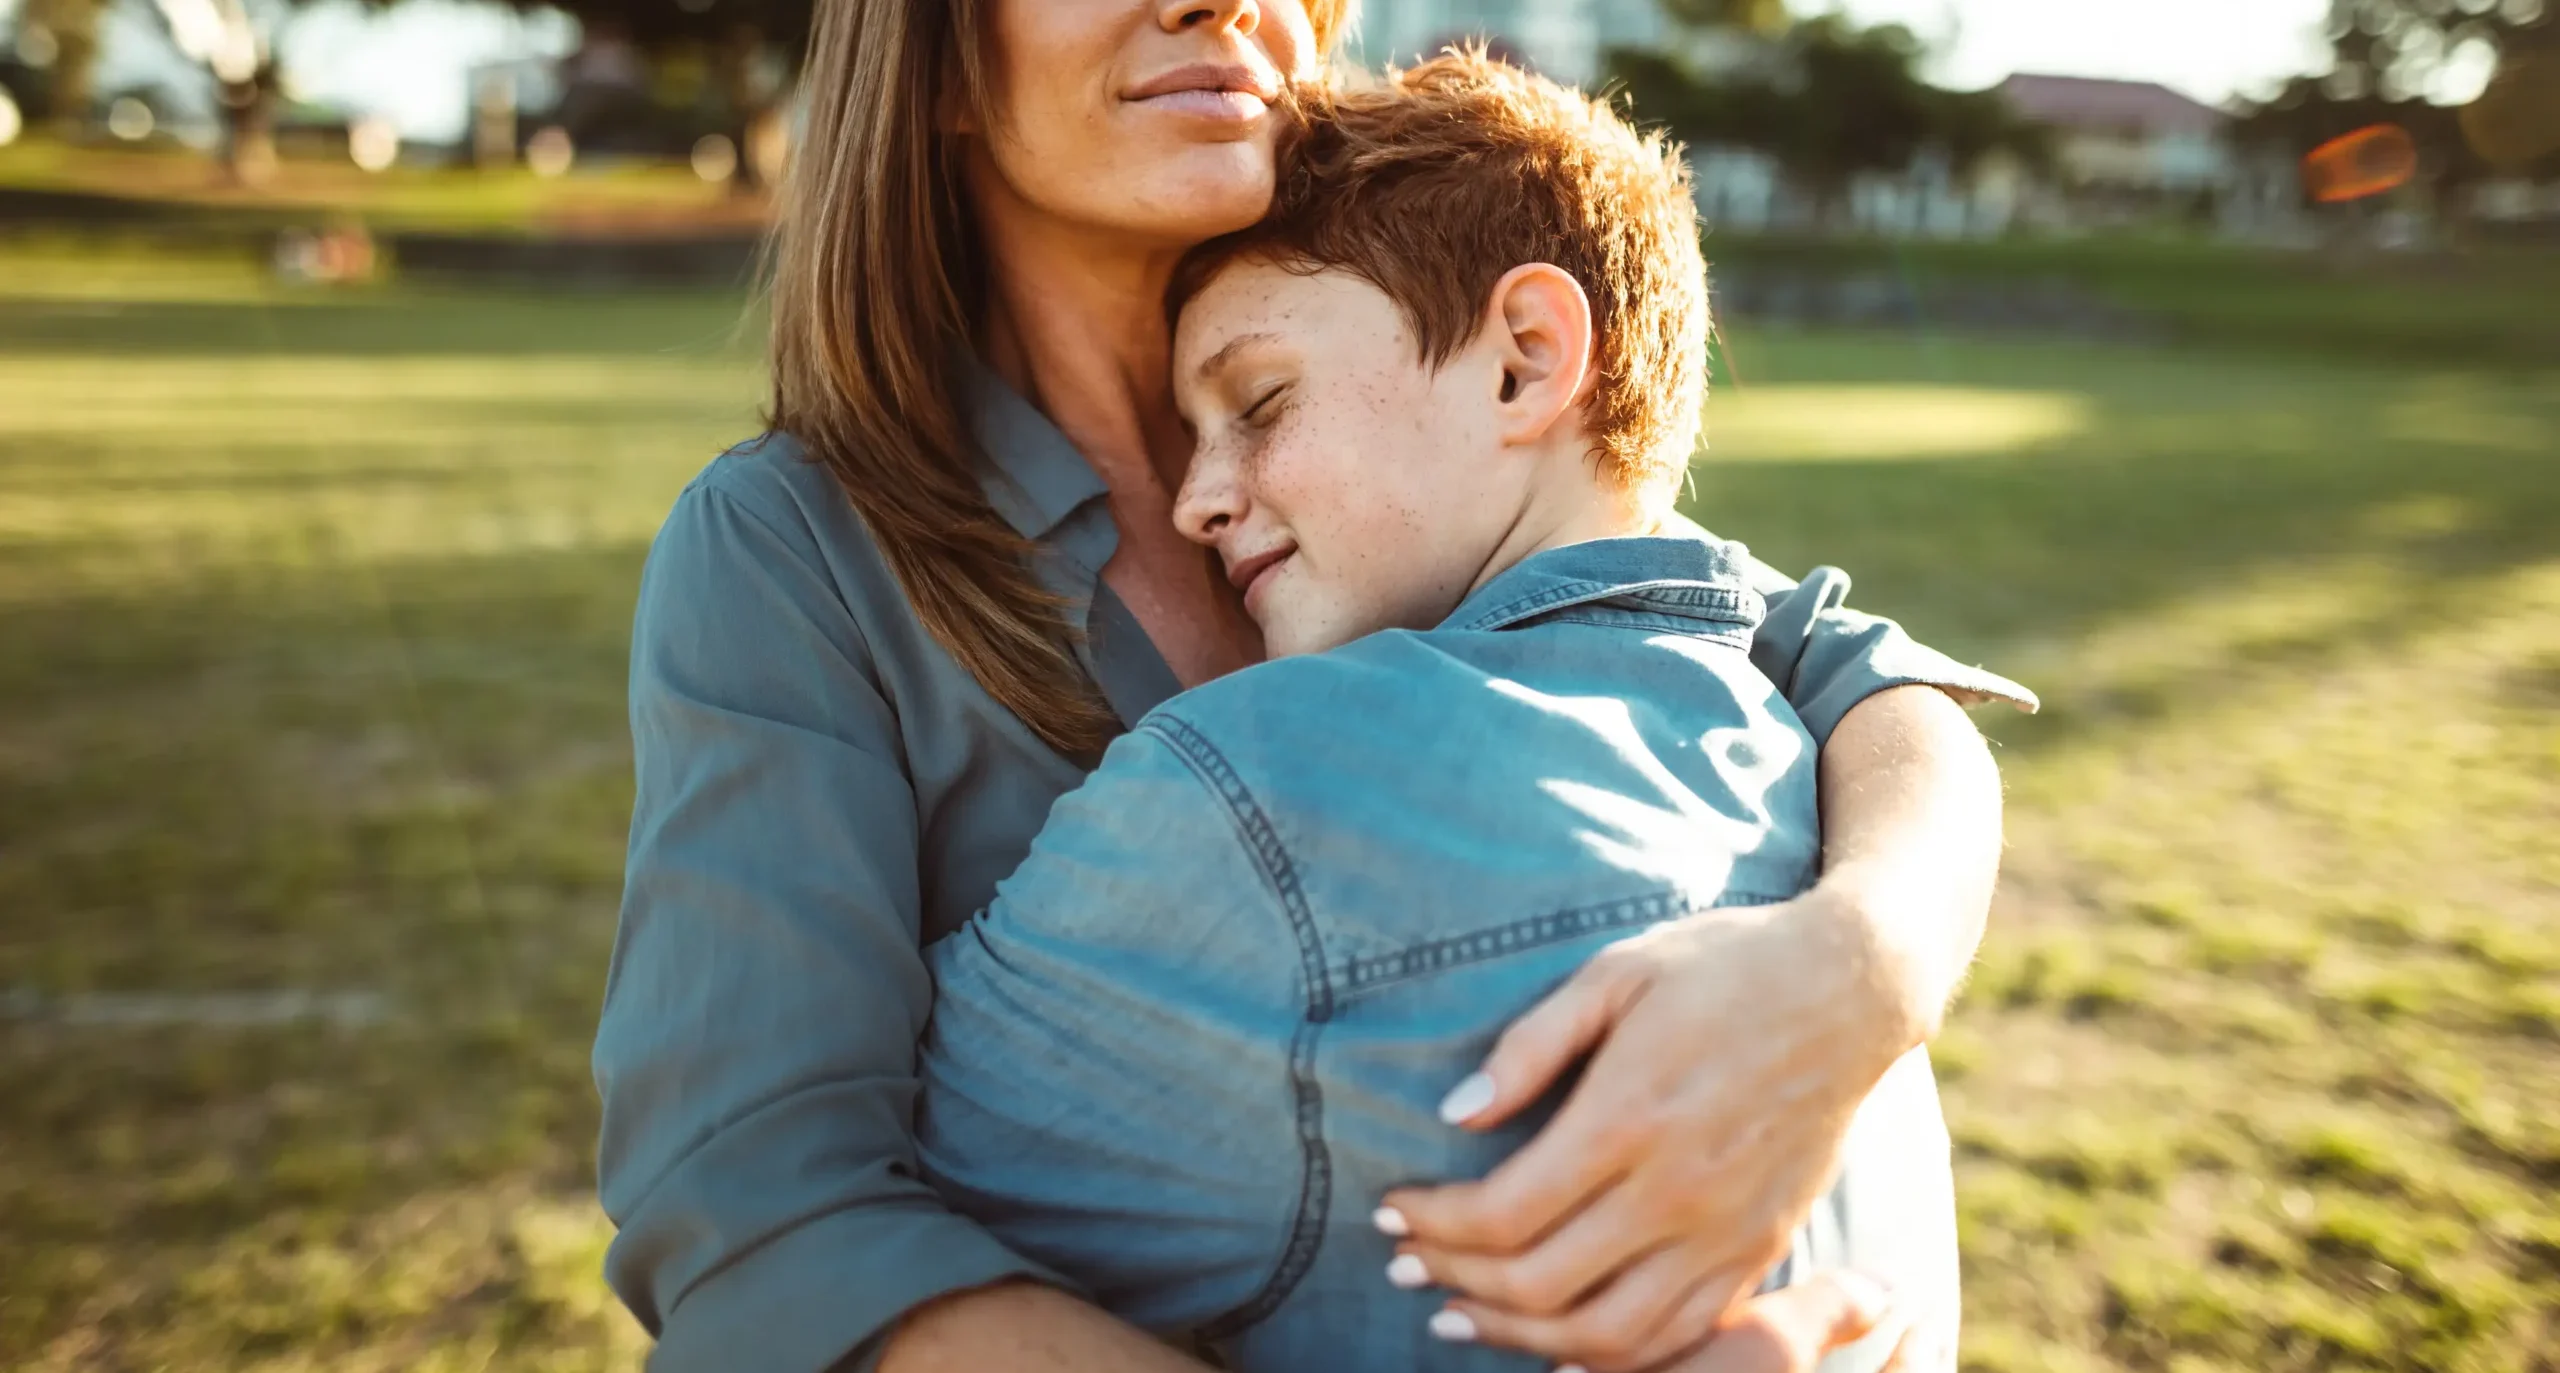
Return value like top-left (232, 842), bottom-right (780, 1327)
top-left (915, 533), bottom-right (1987, 1373)
top-left (596, 368), bottom-right (2035, 1372)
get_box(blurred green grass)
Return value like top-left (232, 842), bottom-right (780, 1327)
top-left (1, 242), bottom-right (2554, 1370)
top-left (0, 136), bottom-right (749, 235)
top-left (1705, 234), bottom-right (2560, 369)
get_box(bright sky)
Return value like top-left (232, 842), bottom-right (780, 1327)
top-left (274, 0), bottom-right (577, 138)
top-left (1826, 0), bottom-right (2339, 104)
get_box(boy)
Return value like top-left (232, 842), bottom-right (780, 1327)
top-left (915, 55), bottom-right (2031, 1373)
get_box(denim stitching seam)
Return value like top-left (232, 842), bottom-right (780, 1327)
top-left (1533, 612), bottom-right (1757, 647)
top-left (1145, 714), bottom-right (1335, 1341)
top-left (1458, 579), bottom-right (1760, 634)
top-left (1336, 888), bottom-right (1799, 996)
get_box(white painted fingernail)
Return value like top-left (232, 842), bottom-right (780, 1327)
top-left (1438, 1072), bottom-right (1497, 1124)
top-left (1373, 1206), bottom-right (1411, 1237)
top-left (1429, 1309), bottom-right (1478, 1342)
top-left (1556, 1365), bottom-right (1589, 1373)
top-left (1386, 1254), bottom-right (1430, 1288)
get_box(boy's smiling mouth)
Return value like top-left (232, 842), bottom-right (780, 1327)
top-left (1224, 543), bottom-right (1297, 613)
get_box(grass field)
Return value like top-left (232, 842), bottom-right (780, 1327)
top-left (1704, 233), bottom-right (2560, 370)
top-left (0, 136), bottom-right (758, 235)
top-left (1, 243), bottom-right (2554, 1372)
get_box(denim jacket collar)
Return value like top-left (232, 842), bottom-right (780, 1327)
top-left (1442, 535), bottom-right (1767, 640)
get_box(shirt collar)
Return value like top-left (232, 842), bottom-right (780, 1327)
top-left (963, 357), bottom-right (1110, 542)
top-left (1441, 535), bottom-right (1767, 636)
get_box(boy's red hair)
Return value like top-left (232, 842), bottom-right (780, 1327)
top-left (1177, 51), bottom-right (1709, 500)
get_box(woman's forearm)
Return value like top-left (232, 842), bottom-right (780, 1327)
top-left (1812, 683), bottom-right (2006, 1054)
top-left (878, 1282), bottom-right (1214, 1373)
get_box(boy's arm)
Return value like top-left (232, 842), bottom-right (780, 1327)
top-left (901, 713), bottom-right (1292, 1365)
top-left (884, 723), bottom-right (1246, 1372)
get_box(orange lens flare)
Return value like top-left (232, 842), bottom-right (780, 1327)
top-left (2301, 124), bottom-right (2419, 204)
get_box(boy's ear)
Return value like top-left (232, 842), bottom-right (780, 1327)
top-left (1483, 263), bottom-right (1598, 448)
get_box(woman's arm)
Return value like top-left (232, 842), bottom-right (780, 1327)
top-left (601, 471), bottom-right (1201, 1373)
top-left (1806, 683), bottom-right (2007, 1051)
top-left (881, 1284), bottom-right (1209, 1373)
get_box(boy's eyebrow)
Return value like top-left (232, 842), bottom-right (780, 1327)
top-left (1195, 332), bottom-right (1283, 381)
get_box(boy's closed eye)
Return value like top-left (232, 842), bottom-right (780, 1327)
top-left (1239, 382), bottom-right (1292, 429)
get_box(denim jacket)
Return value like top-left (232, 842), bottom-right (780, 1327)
top-left (916, 534), bottom-right (2002, 1372)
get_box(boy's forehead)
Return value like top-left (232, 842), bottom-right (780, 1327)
top-left (1177, 261), bottom-right (1386, 370)
top-left (1176, 263), bottom-right (1298, 369)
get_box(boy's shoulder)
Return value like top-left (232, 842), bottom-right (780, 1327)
top-left (1135, 630), bottom-right (1482, 769)
top-left (1149, 533), bottom-right (1778, 739)
top-left (1120, 576), bottom-right (1822, 956)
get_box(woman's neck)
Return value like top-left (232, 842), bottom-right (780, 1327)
top-left (973, 199), bottom-right (1194, 496)
top-left (965, 164), bottom-right (1264, 688)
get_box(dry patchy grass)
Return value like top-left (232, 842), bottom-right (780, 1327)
top-left (1703, 329), bottom-right (2560, 1371)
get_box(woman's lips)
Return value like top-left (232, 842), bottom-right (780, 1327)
top-left (1133, 88), bottom-right (1270, 121)
top-left (1124, 63), bottom-right (1279, 124)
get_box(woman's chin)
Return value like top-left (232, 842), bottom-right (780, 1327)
top-left (1109, 155), bottom-right (1276, 244)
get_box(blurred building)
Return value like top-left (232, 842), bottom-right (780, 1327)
top-left (1995, 75), bottom-right (2229, 198)
top-left (1689, 143), bottom-right (2023, 241)
top-left (1351, 0), bottom-right (1667, 87)
top-left (1988, 73), bottom-right (2302, 237)
top-left (2038, 75), bottom-right (2314, 237)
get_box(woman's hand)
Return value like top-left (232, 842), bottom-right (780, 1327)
top-left (1373, 886), bottom-right (1927, 1373)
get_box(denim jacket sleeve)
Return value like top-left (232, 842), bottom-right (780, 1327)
top-left (1724, 547), bottom-right (2038, 745)
top-left (916, 717), bottom-right (1308, 1336)
top-left (596, 479), bottom-right (1060, 1373)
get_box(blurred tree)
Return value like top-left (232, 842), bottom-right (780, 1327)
top-left (1777, 17), bottom-right (1937, 214)
top-left (1656, 0), bottom-right (1791, 38)
top-left (149, 0), bottom-right (288, 185)
top-left (2234, 0), bottom-right (2559, 218)
top-left (2319, 0), bottom-right (2554, 105)
top-left (16, 0), bottom-right (104, 127)
top-left (523, 0), bottom-right (812, 193)
top-left (1605, 4), bottom-right (2044, 227)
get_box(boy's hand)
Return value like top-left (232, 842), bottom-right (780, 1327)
top-left (1662, 1271), bottom-right (1914, 1373)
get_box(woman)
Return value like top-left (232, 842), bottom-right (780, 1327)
top-left (595, 3), bottom-right (2018, 1371)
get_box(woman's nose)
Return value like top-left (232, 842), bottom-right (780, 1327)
top-left (1156, 0), bottom-right (1260, 37)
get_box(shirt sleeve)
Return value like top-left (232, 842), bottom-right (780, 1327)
top-left (917, 718), bottom-right (1301, 1333)
top-left (596, 477), bottom-right (1063, 1373)
top-left (1707, 534), bottom-right (2038, 746)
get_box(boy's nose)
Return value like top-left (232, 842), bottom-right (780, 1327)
top-left (1172, 459), bottom-right (1242, 547)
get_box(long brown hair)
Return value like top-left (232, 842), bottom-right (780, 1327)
top-left (767, 0), bottom-right (1349, 761)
